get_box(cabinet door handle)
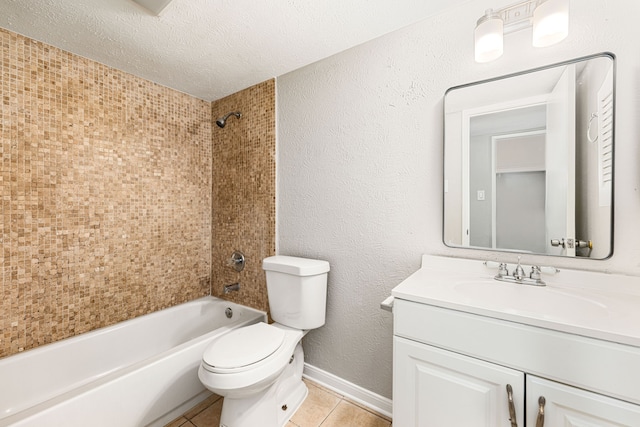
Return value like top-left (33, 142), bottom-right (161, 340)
top-left (536, 396), bottom-right (546, 427)
top-left (506, 384), bottom-right (518, 427)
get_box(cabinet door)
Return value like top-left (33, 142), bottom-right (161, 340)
top-left (527, 376), bottom-right (640, 426)
top-left (394, 336), bottom-right (524, 427)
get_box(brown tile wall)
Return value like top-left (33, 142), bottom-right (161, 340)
top-left (211, 80), bottom-right (276, 314)
top-left (0, 28), bottom-right (213, 358)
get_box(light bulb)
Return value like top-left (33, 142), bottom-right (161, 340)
top-left (532, 0), bottom-right (569, 47)
top-left (475, 9), bottom-right (504, 63)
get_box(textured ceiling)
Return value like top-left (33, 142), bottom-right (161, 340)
top-left (0, 0), bottom-right (470, 101)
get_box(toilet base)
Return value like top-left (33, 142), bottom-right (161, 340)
top-left (219, 343), bottom-right (307, 427)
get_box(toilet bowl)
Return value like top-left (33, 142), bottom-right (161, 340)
top-left (198, 322), bottom-right (304, 398)
top-left (198, 255), bottom-right (330, 427)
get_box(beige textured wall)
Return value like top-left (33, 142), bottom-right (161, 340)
top-left (0, 28), bottom-right (212, 358)
top-left (211, 80), bottom-right (275, 314)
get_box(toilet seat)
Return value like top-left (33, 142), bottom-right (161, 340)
top-left (199, 322), bottom-right (304, 397)
top-left (202, 322), bottom-right (285, 373)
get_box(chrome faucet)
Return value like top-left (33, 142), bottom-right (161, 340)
top-left (513, 257), bottom-right (526, 281)
top-left (485, 257), bottom-right (548, 286)
top-left (224, 282), bottom-right (240, 294)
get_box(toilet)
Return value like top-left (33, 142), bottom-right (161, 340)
top-left (198, 255), bottom-right (330, 427)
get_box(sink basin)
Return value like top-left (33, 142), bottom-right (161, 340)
top-left (450, 280), bottom-right (610, 324)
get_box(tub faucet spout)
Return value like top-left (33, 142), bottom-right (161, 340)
top-left (224, 282), bottom-right (240, 294)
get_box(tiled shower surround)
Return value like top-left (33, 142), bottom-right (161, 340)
top-left (0, 28), bottom-right (223, 358)
top-left (211, 80), bottom-right (276, 314)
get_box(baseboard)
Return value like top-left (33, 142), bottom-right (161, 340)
top-left (303, 363), bottom-right (393, 419)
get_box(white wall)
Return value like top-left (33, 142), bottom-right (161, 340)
top-left (276, 0), bottom-right (640, 400)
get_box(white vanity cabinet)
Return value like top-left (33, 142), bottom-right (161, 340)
top-left (525, 376), bottom-right (640, 426)
top-left (392, 297), bottom-right (640, 427)
top-left (394, 336), bottom-right (524, 426)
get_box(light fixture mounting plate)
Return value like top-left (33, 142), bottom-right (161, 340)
top-left (499, 0), bottom-right (544, 34)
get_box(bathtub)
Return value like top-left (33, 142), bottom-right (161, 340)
top-left (0, 296), bottom-right (266, 427)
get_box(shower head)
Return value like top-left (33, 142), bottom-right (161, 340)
top-left (216, 112), bottom-right (242, 128)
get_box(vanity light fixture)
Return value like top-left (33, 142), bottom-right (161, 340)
top-left (532, 0), bottom-right (569, 47)
top-left (475, 9), bottom-right (504, 63)
top-left (474, 0), bottom-right (569, 63)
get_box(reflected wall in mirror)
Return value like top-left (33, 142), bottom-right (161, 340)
top-left (444, 53), bottom-right (614, 258)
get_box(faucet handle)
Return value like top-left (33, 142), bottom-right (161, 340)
top-left (227, 251), bottom-right (245, 272)
top-left (498, 263), bottom-right (509, 277)
top-left (530, 265), bottom-right (542, 281)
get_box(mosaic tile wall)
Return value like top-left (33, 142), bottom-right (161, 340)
top-left (0, 28), bottom-right (212, 358)
top-left (211, 80), bottom-right (276, 314)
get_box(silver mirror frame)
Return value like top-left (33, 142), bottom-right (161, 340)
top-left (442, 52), bottom-right (615, 259)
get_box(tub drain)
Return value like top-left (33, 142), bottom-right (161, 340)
top-left (225, 307), bottom-right (233, 319)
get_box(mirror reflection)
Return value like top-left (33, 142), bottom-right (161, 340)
top-left (444, 53), bottom-right (614, 258)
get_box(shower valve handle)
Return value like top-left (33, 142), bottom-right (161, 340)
top-left (227, 251), bottom-right (245, 272)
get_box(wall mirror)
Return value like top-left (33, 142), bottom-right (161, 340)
top-left (444, 53), bottom-right (614, 258)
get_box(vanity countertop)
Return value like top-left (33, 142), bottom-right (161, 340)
top-left (392, 255), bottom-right (640, 348)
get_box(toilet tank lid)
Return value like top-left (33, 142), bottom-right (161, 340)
top-left (262, 255), bottom-right (330, 276)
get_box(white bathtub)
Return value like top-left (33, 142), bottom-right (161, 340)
top-left (0, 296), bottom-right (266, 427)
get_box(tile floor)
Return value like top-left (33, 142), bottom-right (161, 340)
top-left (165, 379), bottom-right (392, 427)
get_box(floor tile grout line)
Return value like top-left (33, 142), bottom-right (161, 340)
top-left (183, 394), bottom-right (221, 422)
top-left (316, 398), bottom-right (340, 427)
top-left (304, 378), bottom-right (391, 423)
top-left (321, 397), bottom-right (391, 427)
top-left (341, 396), bottom-right (392, 422)
top-left (170, 379), bottom-right (391, 427)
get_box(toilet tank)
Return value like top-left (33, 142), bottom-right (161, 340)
top-left (262, 256), bottom-right (330, 330)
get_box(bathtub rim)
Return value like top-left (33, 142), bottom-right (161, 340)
top-left (0, 296), bottom-right (267, 426)
top-left (0, 296), bottom-right (264, 365)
